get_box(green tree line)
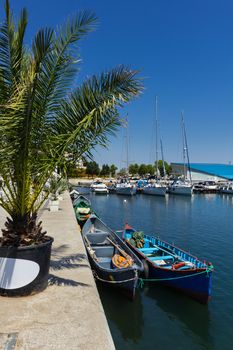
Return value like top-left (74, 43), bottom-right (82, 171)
top-left (129, 161), bottom-right (172, 177)
top-left (67, 160), bottom-right (172, 178)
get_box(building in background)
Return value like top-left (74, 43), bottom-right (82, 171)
top-left (171, 163), bottom-right (233, 182)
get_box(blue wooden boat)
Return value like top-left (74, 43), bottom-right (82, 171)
top-left (82, 215), bottom-right (143, 300)
top-left (122, 224), bottom-right (213, 303)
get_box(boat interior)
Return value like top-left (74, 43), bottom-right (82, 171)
top-left (125, 232), bottom-right (198, 270)
top-left (85, 229), bottom-right (115, 269)
top-left (138, 241), bottom-right (176, 269)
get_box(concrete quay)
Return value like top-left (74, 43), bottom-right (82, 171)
top-left (0, 192), bottom-right (115, 350)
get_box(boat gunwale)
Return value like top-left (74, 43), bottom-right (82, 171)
top-left (73, 194), bottom-right (91, 206)
top-left (122, 227), bottom-right (213, 273)
top-left (82, 216), bottom-right (144, 273)
top-left (126, 240), bottom-right (210, 274)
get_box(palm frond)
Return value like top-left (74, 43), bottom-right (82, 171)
top-left (0, 1), bottom-right (143, 245)
top-left (51, 66), bottom-right (142, 153)
top-left (0, 1), bottom-right (28, 101)
top-left (32, 11), bottom-right (97, 120)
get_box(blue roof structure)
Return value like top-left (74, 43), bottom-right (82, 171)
top-left (173, 163), bottom-right (233, 180)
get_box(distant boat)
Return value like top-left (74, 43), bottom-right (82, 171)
top-left (220, 182), bottom-right (233, 194)
top-left (169, 112), bottom-right (193, 196)
top-left (116, 115), bottom-right (136, 196)
top-left (73, 195), bottom-right (94, 227)
top-left (143, 96), bottom-right (167, 196)
top-left (82, 215), bottom-right (143, 299)
top-left (202, 181), bottom-right (219, 191)
top-left (90, 181), bottom-right (109, 194)
top-left (116, 182), bottom-right (136, 196)
top-left (122, 224), bottom-right (213, 303)
top-left (169, 179), bottom-right (193, 196)
top-left (143, 182), bottom-right (167, 196)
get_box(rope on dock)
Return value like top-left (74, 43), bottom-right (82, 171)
top-left (137, 265), bottom-right (214, 288)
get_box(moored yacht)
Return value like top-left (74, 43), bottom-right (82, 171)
top-left (169, 112), bottom-right (193, 196)
top-left (219, 182), bottom-right (233, 194)
top-left (202, 181), bottom-right (218, 191)
top-left (168, 179), bottom-right (193, 196)
top-left (143, 96), bottom-right (167, 197)
top-left (143, 182), bottom-right (167, 196)
top-left (116, 182), bottom-right (136, 195)
top-left (90, 180), bottom-right (109, 194)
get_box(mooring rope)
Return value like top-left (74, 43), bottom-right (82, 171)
top-left (92, 271), bottom-right (137, 284)
top-left (137, 265), bottom-right (214, 288)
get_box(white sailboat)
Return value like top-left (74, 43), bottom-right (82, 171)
top-left (116, 182), bottom-right (136, 195)
top-left (143, 96), bottom-right (167, 196)
top-left (169, 112), bottom-right (193, 196)
top-left (116, 116), bottom-right (136, 196)
top-left (90, 180), bottom-right (109, 194)
top-left (169, 179), bottom-right (193, 195)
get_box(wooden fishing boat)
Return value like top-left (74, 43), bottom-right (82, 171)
top-left (82, 215), bottom-right (143, 299)
top-left (122, 224), bottom-right (213, 303)
top-left (73, 195), bottom-right (94, 227)
top-left (69, 188), bottom-right (79, 201)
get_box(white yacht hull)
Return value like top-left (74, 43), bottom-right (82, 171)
top-left (220, 188), bottom-right (233, 194)
top-left (169, 186), bottom-right (193, 196)
top-left (143, 186), bottom-right (167, 196)
top-left (93, 188), bottom-right (109, 194)
top-left (91, 182), bottom-right (109, 194)
top-left (116, 186), bottom-right (136, 196)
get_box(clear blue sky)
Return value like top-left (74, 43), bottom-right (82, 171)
top-left (3, 0), bottom-right (233, 169)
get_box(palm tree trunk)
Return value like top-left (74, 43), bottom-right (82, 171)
top-left (1, 212), bottom-right (46, 246)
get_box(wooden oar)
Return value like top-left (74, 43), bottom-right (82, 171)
top-left (106, 237), bottom-right (133, 262)
top-left (83, 235), bottom-right (98, 260)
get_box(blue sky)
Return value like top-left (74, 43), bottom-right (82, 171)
top-left (3, 0), bottom-right (233, 169)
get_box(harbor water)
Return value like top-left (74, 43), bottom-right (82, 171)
top-left (78, 190), bottom-right (233, 350)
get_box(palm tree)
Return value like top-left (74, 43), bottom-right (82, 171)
top-left (0, 1), bottom-right (143, 246)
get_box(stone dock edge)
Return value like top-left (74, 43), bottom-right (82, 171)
top-left (0, 191), bottom-right (115, 350)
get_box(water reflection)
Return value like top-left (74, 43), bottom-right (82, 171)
top-left (219, 194), bottom-right (233, 206)
top-left (97, 284), bottom-right (143, 342)
top-left (73, 190), bottom-right (233, 350)
top-left (143, 285), bottom-right (213, 348)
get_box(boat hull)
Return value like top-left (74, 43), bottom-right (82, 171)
top-left (73, 195), bottom-right (93, 227)
top-left (123, 229), bottom-right (213, 303)
top-left (220, 187), bottom-right (233, 194)
top-left (82, 216), bottom-right (143, 300)
top-left (143, 186), bottom-right (167, 196)
top-left (87, 253), bottom-right (138, 299)
top-left (116, 187), bottom-right (136, 196)
top-left (143, 256), bottom-right (212, 303)
top-left (169, 186), bottom-right (193, 196)
top-left (93, 189), bottom-right (109, 194)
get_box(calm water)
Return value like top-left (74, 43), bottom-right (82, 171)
top-left (78, 190), bottom-right (233, 350)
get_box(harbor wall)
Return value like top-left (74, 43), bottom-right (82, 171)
top-left (0, 192), bottom-right (115, 350)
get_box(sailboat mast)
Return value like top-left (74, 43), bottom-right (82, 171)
top-left (155, 96), bottom-right (159, 179)
top-left (125, 115), bottom-right (129, 175)
top-left (181, 112), bottom-right (186, 179)
top-left (160, 137), bottom-right (166, 178)
top-left (181, 112), bottom-right (192, 183)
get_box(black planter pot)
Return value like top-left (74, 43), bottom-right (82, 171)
top-left (0, 237), bottom-right (53, 297)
